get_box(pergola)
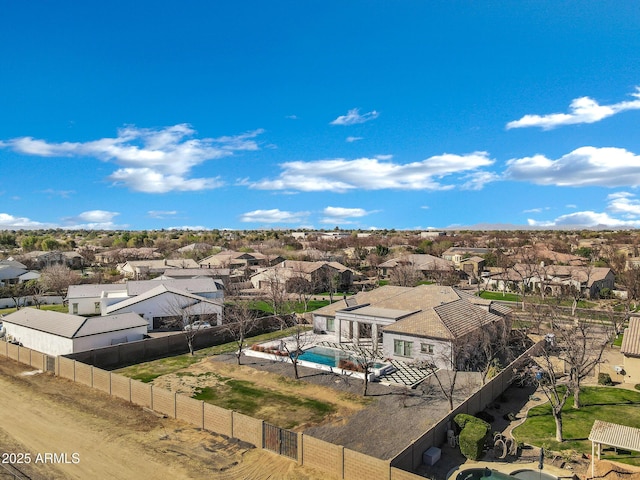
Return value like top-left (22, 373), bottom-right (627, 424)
top-left (588, 420), bottom-right (640, 479)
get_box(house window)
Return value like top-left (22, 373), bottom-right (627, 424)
top-left (94, 302), bottom-right (100, 314)
top-left (72, 303), bottom-right (78, 315)
top-left (326, 318), bottom-right (335, 332)
top-left (394, 339), bottom-right (413, 357)
top-left (421, 343), bottom-right (434, 354)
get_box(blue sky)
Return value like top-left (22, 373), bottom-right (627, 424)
top-left (1, 2), bottom-right (640, 231)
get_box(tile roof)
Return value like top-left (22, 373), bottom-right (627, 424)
top-left (315, 284), bottom-right (509, 340)
top-left (378, 254), bottom-right (453, 271)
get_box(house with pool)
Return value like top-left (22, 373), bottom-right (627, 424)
top-left (312, 285), bottom-right (512, 370)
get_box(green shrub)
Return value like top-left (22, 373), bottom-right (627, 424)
top-left (634, 384), bottom-right (640, 391)
top-left (459, 421), bottom-right (489, 460)
top-left (454, 414), bottom-right (490, 461)
top-left (598, 373), bottom-right (613, 385)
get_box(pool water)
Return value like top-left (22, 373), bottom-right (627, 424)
top-left (456, 469), bottom-right (558, 480)
top-left (511, 470), bottom-right (558, 480)
top-left (296, 346), bottom-right (386, 369)
top-left (456, 468), bottom-right (516, 480)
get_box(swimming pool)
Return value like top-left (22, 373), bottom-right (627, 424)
top-left (455, 468), bottom-right (558, 480)
top-left (297, 345), bottom-right (386, 369)
top-left (456, 468), bottom-right (517, 480)
top-left (510, 470), bottom-right (558, 480)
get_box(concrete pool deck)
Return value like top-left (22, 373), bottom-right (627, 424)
top-left (246, 333), bottom-right (433, 387)
top-left (447, 459), bottom-right (574, 480)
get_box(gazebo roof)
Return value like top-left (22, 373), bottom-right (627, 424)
top-left (588, 420), bottom-right (640, 453)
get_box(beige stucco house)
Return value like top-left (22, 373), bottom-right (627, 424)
top-left (621, 317), bottom-right (640, 384)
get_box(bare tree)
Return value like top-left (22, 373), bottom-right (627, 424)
top-left (24, 279), bottom-right (46, 309)
top-left (164, 298), bottom-right (220, 355)
top-left (555, 320), bottom-right (609, 409)
top-left (223, 301), bottom-right (259, 365)
top-left (348, 343), bottom-right (385, 396)
top-left (389, 258), bottom-right (420, 287)
top-left (528, 337), bottom-right (572, 442)
top-left (422, 361), bottom-right (459, 411)
top-left (0, 283), bottom-right (28, 310)
top-left (262, 268), bottom-right (291, 315)
top-left (40, 264), bottom-right (80, 297)
top-left (280, 321), bottom-right (314, 379)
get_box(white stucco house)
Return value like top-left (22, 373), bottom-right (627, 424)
top-left (312, 284), bottom-right (511, 370)
top-left (1, 308), bottom-right (148, 357)
top-left (102, 284), bottom-right (223, 330)
top-left (67, 278), bottom-right (224, 317)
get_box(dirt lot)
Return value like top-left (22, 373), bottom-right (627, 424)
top-left (0, 357), bottom-right (326, 480)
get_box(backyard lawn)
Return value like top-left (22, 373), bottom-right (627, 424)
top-left (115, 326), bottom-right (368, 430)
top-left (513, 386), bottom-right (640, 466)
top-left (247, 299), bottom-right (330, 314)
top-left (0, 304), bottom-right (68, 315)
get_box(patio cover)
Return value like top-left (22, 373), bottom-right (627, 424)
top-left (588, 420), bottom-right (640, 478)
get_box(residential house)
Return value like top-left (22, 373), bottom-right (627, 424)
top-left (95, 248), bottom-right (162, 264)
top-left (117, 258), bottom-right (199, 279)
top-left (420, 231), bottom-right (446, 238)
top-left (250, 260), bottom-right (353, 293)
top-left (484, 264), bottom-right (614, 299)
top-left (176, 243), bottom-right (214, 254)
top-left (621, 317), bottom-right (640, 384)
top-left (459, 256), bottom-right (486, 278)
top-left (1, 309), bottom-right (147, 357)
top-left (377, 254), bottom-right (455, 280)
top-left (442, 247), bottom-right (491, 266)
top-left (103, 284), bottom-right (223, 330)
top-left (18, 250), bottom-right (83, 269)
top-left (0, 260), bottom-right (28, 286)
top-left (67, 277), bottom-right (224, 317)
top-left (312, 284), bottom-right (511, 370)
top-left (157, 267), bottom-right (230, 285)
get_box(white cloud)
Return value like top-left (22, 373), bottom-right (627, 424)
top-left (148, 210), bottom-right (178, 219)
top-left (505, 146), bottom-right (640, 187)
top-left (239, 209), bottom-right (309, 224)
top-left (320, 206), bottom-right (375, 225)
top-left (527, 211), bottom-right (640, 228)
top-left (167, 225), bottom-right (210, 230)
top-left (77, 210), bottom-right (119, 223)
top-left (249, 152), bottom-right (494, 192)
top-left (0, 210), bottom-right (124, 230)
top-left (41, 189), bottom-right (75, 198)
top-left (421, 206), bottom-right (430, 210)
top-left (0, 213), bottom-right (49, 229)
top-left (460, 171), bottom-right (500, 190)
top-left (108, 168), bottom-right (224, 193)
top-left (330, 108), bottom-right (379, 126)
top-left (346, 136), bottom-right (363, 143)
top-left (61, 210), bottom-right (124, 229)
top-left (507, 87), bottom-right (640, 129)
top-left (0, 124), bottom-right (263, 193)
top-left (607, 192), bottom-right (640, 216)
top-left (526, 192), bottom-right (640, 228)
top-left (523, 208), bottom-right (543, 213)
top-left (566, 204), bottom-right (577, 209)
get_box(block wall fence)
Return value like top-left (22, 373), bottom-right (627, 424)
top-left (0, 339), bottom-right (541, 479)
